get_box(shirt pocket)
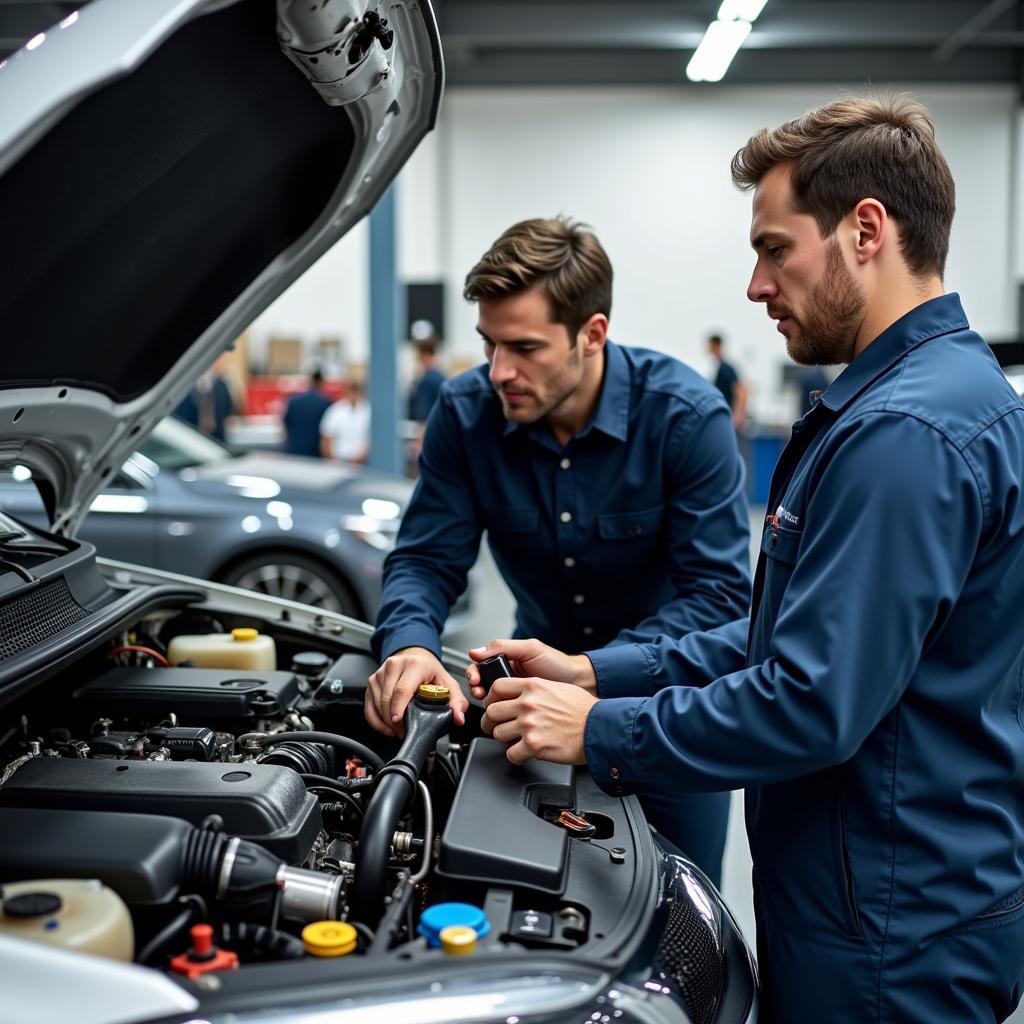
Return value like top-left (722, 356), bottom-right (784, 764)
top-left (597, 506), bottom-right (664, 574)
top-left (597, 505), bottom-right (663, 540)
top-left (481, 505), bottom-right (540, 560)
top-left (755, 523), bottom-right (803, 631)
top-left (761, 522), bottom-right (802, 566)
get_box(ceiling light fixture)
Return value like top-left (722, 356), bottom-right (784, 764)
top-left (686, 0), bottom-right (766, 83)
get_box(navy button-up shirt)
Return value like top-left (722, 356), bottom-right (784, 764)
top-left (585, 295), bottom-right (1024, 962)
top-left (372, 341), bottom-right (751, 661)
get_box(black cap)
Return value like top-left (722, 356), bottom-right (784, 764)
top-left (3, 891), bottom-right (63, 918)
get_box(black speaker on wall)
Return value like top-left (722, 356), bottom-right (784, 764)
top-left (405, 282), bottom-right (445, 341)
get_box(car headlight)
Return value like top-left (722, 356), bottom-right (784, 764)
top-left (343, 500), bottom-right (402, 551)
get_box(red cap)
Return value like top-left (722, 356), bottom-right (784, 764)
top-left (170, 923), bottom-right (239, 980)
top-left (191, 924), bottom-right (214, 957)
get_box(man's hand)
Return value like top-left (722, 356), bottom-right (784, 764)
top-left (366, 647), bottom-right (468, 738)
top-left (466, 638), bottom-right (596, 701)
top-left (482, 676), bottom-right (598, 766)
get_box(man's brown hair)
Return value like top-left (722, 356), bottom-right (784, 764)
top-left (463, 217), bottom-right (613, 342)
top-left (731, 95), bottom-right (955, 277)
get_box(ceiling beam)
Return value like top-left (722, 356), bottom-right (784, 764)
top-left (934, 0), bottom-right (1020, 60)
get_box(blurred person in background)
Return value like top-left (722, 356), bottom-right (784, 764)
top-left (408, 338), bottom-right (447, 425)
top-left (320, 377), bottom-right (370, 464)
top-left (282, 368), bottom-right (332, 458)
top-left (406, 338), bottom-right (447, 471)
top-left (175, 352), bottom-right (236, 442)
top-left (708, 332), bottom-right (749, 431)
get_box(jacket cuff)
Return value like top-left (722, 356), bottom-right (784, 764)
top-left (380, 626), bottom-right (443, 662)
top-left (584, 697), bottom-right (646, 795)
top-left (585, 644), bottom-right (656, 699)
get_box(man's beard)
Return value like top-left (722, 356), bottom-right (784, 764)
top-left (499, 344), bottom-right (584, 423)
top-left (769, 238), bottom-right (865, 366)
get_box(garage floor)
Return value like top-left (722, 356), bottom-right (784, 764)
top-left (445, 511), bottom-right (1024, 1021)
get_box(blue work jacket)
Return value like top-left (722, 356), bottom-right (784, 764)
top-left (372, 341), bottom-right (751, 661)
top-left (584, 295), bottom-right (1024, 1019)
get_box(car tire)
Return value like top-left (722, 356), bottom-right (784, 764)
top-left (219, 551), bottom-right (361, 617)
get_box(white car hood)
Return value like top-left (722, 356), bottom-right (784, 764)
top-left (0, 0), bottom-right (441, 534)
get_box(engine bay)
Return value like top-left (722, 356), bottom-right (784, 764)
top-left (0, 596), bottom-right (652, 983)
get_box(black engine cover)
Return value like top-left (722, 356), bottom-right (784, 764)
top-left (73, 666), bottom-right (303, 723)
top-left (0, 757), bottom-right (319, 863)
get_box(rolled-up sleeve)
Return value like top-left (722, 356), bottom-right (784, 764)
top-left (371, 393), bottom-right (482, 661)
top-left (585, 414), bottom-right (983, 795)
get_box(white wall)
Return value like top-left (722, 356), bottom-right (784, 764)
top-left (244, 125), bottom-right (446, 372)
top-left (245, 84), bottom-right (1019, 424)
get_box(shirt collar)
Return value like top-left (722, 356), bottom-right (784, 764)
top-left (818, 293), bottom-right (969, 413)
top-left (501, 339), bottom-right (630, 443)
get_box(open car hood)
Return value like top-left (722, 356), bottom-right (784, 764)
top-left (0, 0), bottom-right (441, 534)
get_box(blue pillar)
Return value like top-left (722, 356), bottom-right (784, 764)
top-left (367, 184), bottom-right (403, 474)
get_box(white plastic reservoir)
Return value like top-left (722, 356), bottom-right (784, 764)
top-left (167, 627), bottom-right (276, 671)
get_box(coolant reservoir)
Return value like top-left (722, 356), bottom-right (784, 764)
top-left (167, 628), bottom-right (276, 671)
top-left (0, 879), bottom-right (134, 961)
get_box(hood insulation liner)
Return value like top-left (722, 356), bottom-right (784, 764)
top-left (0, 0), bottom-right (354, 401)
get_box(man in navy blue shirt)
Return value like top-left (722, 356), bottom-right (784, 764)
top-left (475, 100), bottom-right (1024, 1021)
top-left (367, 217), bottom-right (751, 885)
top-left (282, 369), bottom-right (333, 458)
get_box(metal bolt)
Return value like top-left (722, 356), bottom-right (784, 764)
top-left (329, 679), bottom-right (344, 694)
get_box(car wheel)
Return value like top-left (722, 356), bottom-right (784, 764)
top-left (220, 552), bottom-right (361, 617)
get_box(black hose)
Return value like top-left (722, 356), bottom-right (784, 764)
top-left (136, 896), bottom-right (204, 965)
top-left (298, 775), bottom-right (365, 819)
top-left (350, 780), bottom-right (410, 927)
top-left (243, 731), bottom-right (385, 772)
top-left (350, 697), bottom-right (452, 927)
top-left (218, 921), bottom-right (306, 961)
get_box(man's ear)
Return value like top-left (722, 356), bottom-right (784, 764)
top-left (852, 198), bottom-right (887, 264)
top-left (577, 313), bottom-right (608, 355)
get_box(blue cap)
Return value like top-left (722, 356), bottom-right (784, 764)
top-left (417, 903), bottom-right (490, 948)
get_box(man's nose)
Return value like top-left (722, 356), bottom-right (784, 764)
top-left (489, 346), bottom-right (516, 385)
top-left (747, 266), bottom-right (777, 304)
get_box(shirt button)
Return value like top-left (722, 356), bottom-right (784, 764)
top-left (560, 511), bottom-right (572, 524)
top-left (610, 767), bottom-right (621, 780)
top-left (582, 626), bottom-right (594, 636)
top-left (560, 458), bottom-right (571, 470)
top-left (564, 556), bottom-right (576, 568)
top-left (573, 594), bottom-right (585, 605)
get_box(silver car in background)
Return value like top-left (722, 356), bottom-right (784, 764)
top-left (0, 415), bottom-right (412, 619)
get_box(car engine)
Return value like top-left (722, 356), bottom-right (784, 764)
top-left (0, 608), bottom-right (651, 979)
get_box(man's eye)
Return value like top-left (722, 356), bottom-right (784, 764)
top-left (768, 246), bottom-right (785, 259)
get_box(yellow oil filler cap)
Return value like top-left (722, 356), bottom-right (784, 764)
top-left (231, 628), bottom-right (259, 642)
top-left (302, 921), bottom-right (358, 957)
top-left (439, 925), bottom-right (477, 955)
top-left (417, 683), bottom-right (450, 702)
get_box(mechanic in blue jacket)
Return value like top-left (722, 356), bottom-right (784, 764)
top-left (473, 98), bottom-right (1024, 1022)
top-left (365, 217), bottom-right (751, 886)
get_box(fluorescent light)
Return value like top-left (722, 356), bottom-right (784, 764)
top-left (686, 18), bottom-right (752, 82)
top-left (718, 0), bottom-right (767, 23)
